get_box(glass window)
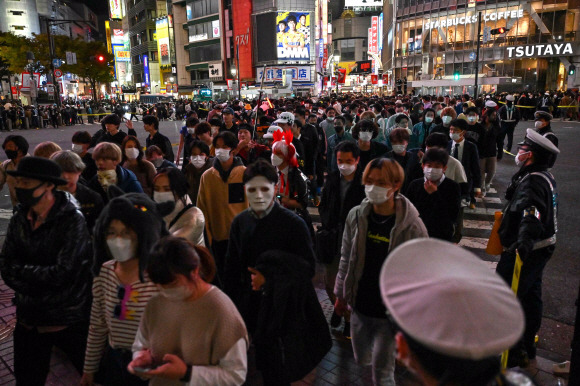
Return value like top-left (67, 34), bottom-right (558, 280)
top-left (151, 51), bottom-right (158, 61)
top-left (189, 43), bottom-right (221, 62)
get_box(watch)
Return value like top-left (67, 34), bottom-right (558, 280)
top-left (180, 366), bottom-right (192, 383)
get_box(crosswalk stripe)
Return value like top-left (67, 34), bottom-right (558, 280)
top-left (465, 207), bottom-right (500, 216)
top-left (483, 197), bottom-right (502, 204)
top-left (487, 188), bottom-right (497, 194)
top-left (459, 236), bottom-right (489, 249)
top-left (463, 219), bottom-right (493, 230)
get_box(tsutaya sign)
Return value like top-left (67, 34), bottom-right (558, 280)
top-left (423, 9), bottom-right (523, 30)
top-left (507, 43), bottom-right (575, 58)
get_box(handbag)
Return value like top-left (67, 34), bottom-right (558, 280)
top-left (315, 227), bottom-right (339, 264)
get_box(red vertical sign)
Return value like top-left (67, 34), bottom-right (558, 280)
top-left (371, 16), bottom-right (378, 54)
top-left (232, 0), bottom-right (254, 80)
top-left (382, 74), bottom-right (389, 83)
top-left (371, 75), bottom-right (378, 84)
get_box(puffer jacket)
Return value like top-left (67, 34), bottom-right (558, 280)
top-left (334, 195), bottom-right (428, 307)
top-left (0, 191), bottom-right (92, 326)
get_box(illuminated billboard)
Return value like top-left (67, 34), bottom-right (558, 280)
top-left (156, 18), bottom-right (171, 66)
top-left (109, 0), bottom-right (122, 19)
top-left (276, 12), bottom-right (310, 61)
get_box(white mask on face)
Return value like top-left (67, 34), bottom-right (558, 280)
top-left (271, 154), bottom-right (284, 167)
top-left (160, 285), bottom-right (192, 301)
top-left (534, 121), bottom-right (544, 130)
top-left (467, 116), bottom-right (477, 123)
top-left (365, 184), bottom-right (393, 205)
top-left (338, 163), bottom-right (356, 176)
top-left (515, 151), bottom-right (530, 167)
top-left (359, 131), bottom-right (373, 142)
top-left (392, 144), bottom-right (407, 155)
top-left (425, 117), bottom-right (434, 124)
top-left (245, 176), bottom-right (275, 213)
top-left (187, 127), bottom-right (195, 135)
top-left (106, 237), bottom-right (134, 262)
top-left (72, 144), bottom-right (84, 154)
top-left (153, 191), bottom-right (174, 203)
top-left (442, 116), bottom-right (452, 125)
top-left (450, 132), bottom-right (461, 142)
top-left (191, 155), bottom-right (206, 169)
top-left (424, 167), bottom-right (443, 182)
top-left (125, 148), bottom-right (139, 160)
top-left (215, 148), bottom-right (231, 162)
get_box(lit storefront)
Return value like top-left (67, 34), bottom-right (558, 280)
top-left (393, 0), bottom-right (580, 95)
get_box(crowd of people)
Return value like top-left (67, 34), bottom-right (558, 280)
top-left (0, 90), bottom-right (561, 385)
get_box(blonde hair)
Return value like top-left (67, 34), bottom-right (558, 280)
top-left (360, 111), bottom-right (377, 121)
top-left (93, 142), bottom-right (122, 162)
top-left (33, 141), bottom-right (62, 159)
top-left (441, 107), bottom-right (457, 119)
top-left (362, 158), bottom-right (405, 193)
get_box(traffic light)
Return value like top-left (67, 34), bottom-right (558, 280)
top-left (97, 55), bottom-right (105, 62)
top-left (569, 65), bottom-right (576, 76)
top-left (453, 71), bottom-right (460, 81)
top-left (490, 27), bottom-right (510, 35)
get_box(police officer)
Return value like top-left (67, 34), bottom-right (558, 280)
top-left (380, 239), bottom-right (530, 385)
top-left (533, 110), bottom-right (558, 168)
top-left (496, 128), bottom-right (560, 368)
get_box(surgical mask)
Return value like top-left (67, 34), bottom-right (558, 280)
top-left (15, 182), bottom-right (45, 207)
top-left (187, 127), bottom-right (195, 135)
top-left (72, 144), bottom-right (84, 154)
top-left (153, 191), bottom-right (174, 203)
top-left (191, 155), bottom-right (206, 169)
top-left (106, 237), bottom-right (134, 262)
top-left (424, 167), bottom-right (443, 182)
top-left (327, 117), bottom-right (334, 122)
top-left (392, 144), bottom-right (407, 155)
top-left (160, 285), bottom-right (192, 301)
top-left (338, 163), bottom-right (356, 176)
top-left (436, 110), bottom-right (442, 116)
top-left (359, 131), bottom-right (373, 142)
top-left (152, 158), bottom-right (164, 168)
top-left (468, 116), bottom-right (477, 123)
top-left (450, 133), bottom-right (461, 142)
top-left (534, 121), bottom-right (544, 130)
top-left (398, 123), bottom-right (408, 129)
top-left (215, 148), bottom-right (231, 162)
top-left (245, 176), bottom-right (275, 212)
top-left (5, 150), bottom-right (18, 160)
top-left (442, 116), bottom-right (452, 125)
top-left (125, 148), bottom-right (139, 160)
top-left (425, 117), bottom-right (433, 124)
top-left (418, 110), bottom-right (424, 114)
top-left (271, 154), bottom-right (284, 167)
top-left (515, 151), bottom-right (530, 167)
top-left (365, 184), bottom-right (393, 205)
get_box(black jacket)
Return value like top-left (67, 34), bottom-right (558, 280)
top-left (0, 192), bottom-right (92, 326)
top-left (479, 122), bottom-right (501, 158)
top-left (447, 140), bottom-right (481, 195)
top-left (74, 183), bottom-right (105, 234)
top-left (318, 169), bottom-right (365, 232)
top-left (359, 141), bottom-right (390, 172)
top-left (386, 149), bottom-right (424, 195)
top-left (538, 124), bottom-right (558, 168)
top-left (146, 131), bottom-right (175, 162)
top-left (81, 152), bottom-right (98, 182)
top-left (498, 104), bottom-right (521, 127)
top-left (300, 123), bottom-right (319, 176)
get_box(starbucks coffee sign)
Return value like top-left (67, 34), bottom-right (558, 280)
top-left (423, 9), bottom-right (523, 30)
top-left (506, 43), bottom-right (575, 58)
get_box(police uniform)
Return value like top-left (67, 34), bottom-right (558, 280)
top-left (496, 129), bottom-right (560, 366)
top-left (379, 239), bottom-right (533, 385)
top-left (534, 111), bottom-right (558, 168)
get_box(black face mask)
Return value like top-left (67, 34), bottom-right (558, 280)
top-left (15, 182), bottom-right (46, 207)
top-left (5, 150), bottom-right (18, 160)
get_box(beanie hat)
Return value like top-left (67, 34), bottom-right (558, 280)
top-left (93, 185), bottom-right (175, 281)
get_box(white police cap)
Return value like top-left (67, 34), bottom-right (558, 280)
top-left (519, 128), bottom-right (560, 155)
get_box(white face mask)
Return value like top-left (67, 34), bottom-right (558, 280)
top-left (338, 163), bottom-right (356, 176)
top-left (424, 117), bottom-right (433, 124)
top-left (450, 132), bottom-right (461, 142)
top-left (153, 191), bottom-right (174, 203)
top-left (271, 154), bottom-right (284, 167)
top-left (245, 176), bottom-right (275, 213)
top-left (125, 148), bottom-right (139, 160)
top-left (191, 155), bottom-right (206, 169)
top-left (442, 116), bottom-right (452, 125)
top-left (215, 148), bottom-right (231, 162)
top-left (107, 237), bottom-right (134, 262)
top-left (72, 144), bottom-right (84, 154)
top-left (365, 184), bottom-right (393, 205)
top-left (534, 121), bottom-right (544, 130)
top-left (160, 285), bottom-right (192, 301)
top-left (359, 131), bottom-right (373, 142)
top-left (424, 167), bottom-right (443, 182)
top-left (187, 127), bottom-right (195, 135)
top-left (467, 116), bottom-right (477, 123)
top-left (515, 151), bottom-right (530, 167)
top-left (392, 144), bottom-right (406, 155)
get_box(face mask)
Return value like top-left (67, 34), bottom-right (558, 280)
top-left (271, 154), bottom-right (284, 167)
top-left (215, 148), bottom-right (231, 162)
top-left (5, 150), bottom-right (18, 160)
top-left (418, 110), bottom-right (424, 114)
top-left (153, 191), bottom-right (174, 203)
top-left (152, 158), bottom-right (164, 168)
top-left (424, 167), bottom-right (443, 182)
top-left (359, 131), bottom-right (373, 142)
top-left (191, 155), bottom-right (206, 169)
top-left (15, 182), bottom-right (45, 207)
top-left (398, 123), bottom-right (408, 128)
top-left (534, 121), bottom-right (544, 130)
top-left (365, 184), bottom-right (393, 205)
top-left (245, 176), bottom-right (275, 212)
top-left (338, 163), bottom-right (356, 176)
top-left (187, 127), bottom-right (195, 135)
top-left (425, 117), bottom-right (433, 124)
top-left (106, 237), bottom-right (134, 262)
top-left (436, 110), bottom-right (442, 116)
top-left (450, 133), bottom-right (461, 142)
top-left (160, 285), bottom-right (192, 301)
top-left (72, 144), bottom-right (84, 154)
top-left (468, 116), bottom-right (477, 123)
top-left (125, 148), bottom-right (139, 160)
top-left (515, 151), bottom-right (530, 167)
top-left (392, 144), bottom-right (407, 155)
top-left (97, 169), bottom-right (117, 188)
top-left (327, 117), bottom-right (334, 122)
top-left (442, 116), bottom-right (452, 125)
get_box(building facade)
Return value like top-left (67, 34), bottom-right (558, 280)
top-left (391, 0), bottom-right (580, 95)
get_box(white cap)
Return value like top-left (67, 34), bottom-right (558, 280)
top-left (273, 112), bottom-right (295, 126)
top-left (506, 95), bottom-right (515, 102)
top-left (380, 239), bottom-right (524, 360)
top-left (263, 125), bottom-right (283, 139)
top-left (519, 128), bottom-right (560, 155)
top-left (485, 100), bottom-right (497, 108)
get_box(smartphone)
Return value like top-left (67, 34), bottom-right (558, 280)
top-left (133, 365), bottom-right (158, 374)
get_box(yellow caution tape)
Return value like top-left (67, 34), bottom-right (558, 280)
top-left (501, 252), bottom-right (523, 369)
top-left (503, 149), bottom-right (516, 157)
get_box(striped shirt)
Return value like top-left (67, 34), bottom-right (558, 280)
top-left (83, 260), bottom-right (159, 374)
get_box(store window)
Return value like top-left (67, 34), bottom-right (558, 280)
top-left (189, 43), bottom-right (221, 63)
top-left (190, 0), bottom-right (219, 19)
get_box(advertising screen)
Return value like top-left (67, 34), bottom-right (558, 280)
top-left (276, 12), bottom-right (310, 61)
top-left (109, 0), bottom-right (122, 19)
top-left (143, 54), bottom-right (150, 86)
top-left (156, 18), bottom-right (171, 66)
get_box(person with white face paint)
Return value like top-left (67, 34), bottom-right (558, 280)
top-left (82, 186), bottom-right (175, 386)
top-left (334, 157), bottom-right (427, 386)
top-left (129, 237), bottom-right (248, 385)
top-left (406, 148), bottom-right (461, 241)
